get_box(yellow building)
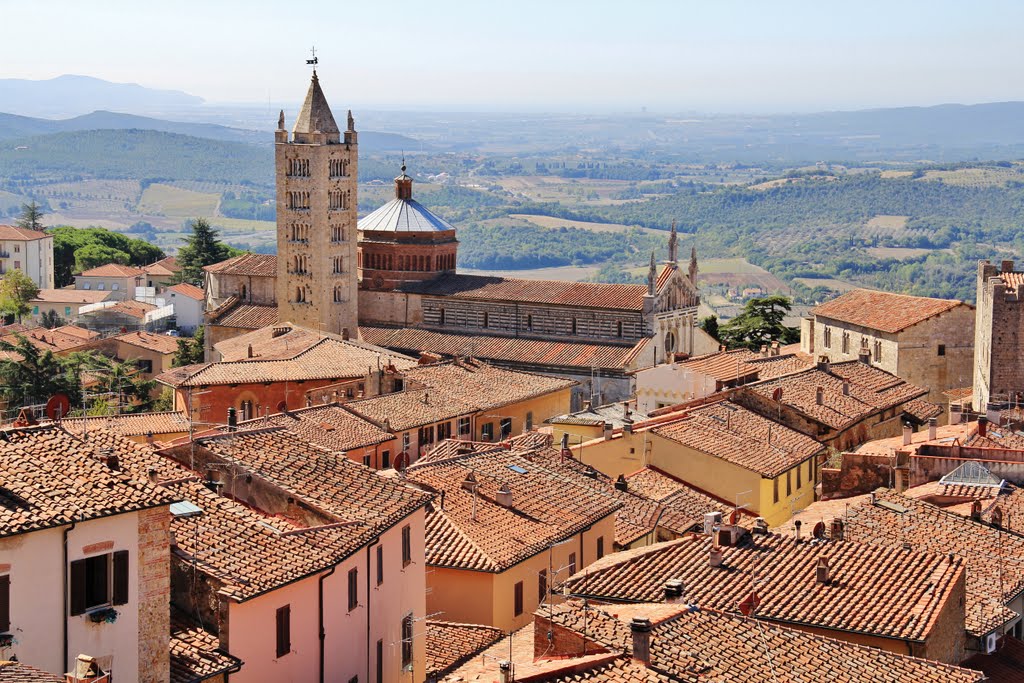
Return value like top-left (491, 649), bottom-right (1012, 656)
top-left (568, 399), bottom-right (823, 527)
top-left (403, 447), bottom-right (619, 631)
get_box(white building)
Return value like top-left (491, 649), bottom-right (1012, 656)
top-left (74, 264), bottom-right (146, 301)
top-left (165, 283), bottom-right (204, 333)
top-left (0, 224), bottom-right (54, 289)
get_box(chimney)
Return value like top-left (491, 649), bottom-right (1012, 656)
top-left (621, 401), bottom-right (632, 422)
top-left (902, 423), bottom-right (912, 446)
top-left (771, 340), bottom-right (780, 356)
top-left (583, 400), bottom-right (592, 412)
top-left (341, 328), bottom-right (350, 341)
top-left (498, 660), bottom-right (512, 683)
top-left (816, 355), bottom-right (830, 372)
top-left (753, 517), bottom-right (769, 535)
top-left (760, 344), bottom-right (768, 357)
top-left (950, 402), bottom-right (963, 425)
top-left (614, 474), bottom-right (628, 492)
top-left (841, 381), bottom-right (850, 396)
top-left (247, 343), bottom-right (253, 358)
top-left (816, 556), bottom-right (830, 585)
top-left (709, 546), bottom-right (724, 568)
top-left (663, 579), bottom-right (684, 603)
top-left (147, 468), bottom-right (159, 485)
top-left (1002, 260), bottom-right (1015, 274)
top-left (815, 387), bottom-right (824, 406)
top-left (271, 325), bottom-right (290, 338)
top-left (603, 421), bottom-right (613, 440)
top-left (971, 500), bottom-right (982, 522)
top-left (630, 618), bottom-right (653, 666)
top-left (145, 431), bottom-right (155, 446)
top-left (495, 484), bottom-right (513, 508)
top-left (461, 472), bottom-right (477, 492)
top-left (703, 511), bottom-right (723, 535)
top-left (858, 348), bottom-right (871, 365)
top-left (794, 519), bottom-right (802, 542)
top-left (978, 416), bottom-right (988, 438)
top-left (830, 518), bottom-right (844, 540)
top-left (987, 402), bottom-right (1002, 425)
top-left (928, 417), bottom-right (937, 441)
top-left (227, 407), bottom-right (237, 431)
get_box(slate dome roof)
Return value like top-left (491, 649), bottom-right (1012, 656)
top-left (358, 167), bottom-right (455, 233)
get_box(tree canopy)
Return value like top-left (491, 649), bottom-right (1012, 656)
top-left (176, 218), bottom-right (237, 285)
top-left (0, 270), bottom-right (40, 324)
top-left (16, 201), bottom-right (44, 231)
top-left (718, 295), bottom-right (798, 350)
top-left (48, 225), bottom-right (165, 287)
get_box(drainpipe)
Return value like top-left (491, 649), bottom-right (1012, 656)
top-left (366, 540), bottom-right (379, 683)
top-left (319, 565), bottom-right (337, 683)
top-left (62, 520), bottom-right (77, 674)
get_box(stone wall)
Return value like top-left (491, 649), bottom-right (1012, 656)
top-left (974, 260), bottom-right (1024, 411)
top-left (820, 452), bottom-right (907, 500)
top-left (137, 506), bottom-right (171, 683)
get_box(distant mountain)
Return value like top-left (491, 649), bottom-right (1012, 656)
top-left (0, 110), bottom-right (263, 144)
top-left (0, 75), bottom-right (203, 117)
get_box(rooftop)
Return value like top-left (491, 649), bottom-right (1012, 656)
top-left (563, 532), bottom-right (963, 644)
top-left (143, 256), bottom-right (180, 277)
top-left (361, 325), bottom-right (647, 372)
top-left (77, 263), bottom-right (146, 278)
top-left (0, 225), bottom-right (50, 241)
top-left (424, 621), bottom-right (504, 679)
top-left (79, 299), bottom-right (156, 319)
top-left (812, 288), bottom-right (969, 333)
top-left (203, 253), bottom-right (277, 277)
top-left (0, 425), bottom-right (178, 538)
top-left (170, 608), bottom-right (242, 683)
top-left (60, 411), bottom-right (192, 438)
top-left (292, 71), bottom-right (339, 135)
top-left (167, 282), bottom-right (204, 300)
top-left (652, 400), bottom-right (822, 478)
top-left (208, 300), bottom-right (278, 330)
top-left (0, 325), bottom-right (97, 356)
top-left (155, 336), bottom-right (416, 387)
top-left (30, 288), bottom-right (112, 304)
top-left (404, 449), bottom-right (621, 572)
top-left (0, 661), bottom-right (63, 682)
top-left (111, 330), bottom-right (181, 355)
top-left (547, 401), bottom-right (649, 429)
top-left (962, 635), bottom-right (1024, 683)
top-left (359, 171), bottom-right (456, 233)
top-left (214, 323), bottom-right (322, 361)
top-left (237, 404), bottom-right (395, 451)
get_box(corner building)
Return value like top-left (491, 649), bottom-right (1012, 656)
top-left (275, 71), bottom-right (359, 338)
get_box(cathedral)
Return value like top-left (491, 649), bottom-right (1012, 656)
top-left (204, 71), bottom-right (714, 407)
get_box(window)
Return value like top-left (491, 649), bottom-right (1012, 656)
top-left (938, 344), bottom-right (946, 357)
top-left (418, 425), bottom-right (435, 445)
top-left (0, 574), bottom-right (9, 633)
top-left (69, 550), bottom-right (128, 615)
top-left (97, 283), bottom-right (104, 290)
top-left (241, 400), bottom-right (253, 421)
top-left (348, 568), bottom-right (359, 611)
top-left (402, 433), bottom-right (410, 451)
top-left (377, 545), bottom-right (384, 585)
top-left (402, 525), bottom-right (412, 567)
top-left (809, 459), bottom-right (815, 482)
top-left (276, 605), bottom-right (291, 657)
top-left (82, 283), bottom-right (91, 289)
top-left (376, 640), bottom-right (384, 683)
top-left (568, 553), bottom-right (577, 575)
top-left (538, 569), bottom-right (547, 603)
top-left (363, 454), bottom-right (371, 468)
top-left (481, 422), bottom-right (494, 441)
top-left (457, 417), bottom-right (470, 437)
top-left (64, 307), bottom-right (71, 316)
top-left (111, 283), bottom-right (119, 291)
top-left (786, 471), bottom-right (792, 496)
top-left (393, 378), bottom-right (404, 391)
top-left (571, 318), bottom-right (578, 335)
top-left (438, 308), bottom-right (445, 325)
top-left (437, 421), bottom-right (452, 440)
top-left (841, 331), bottom-right (849, 354)
top-left (382, 451), bottom-right (391, 469)
top-left (500, 418), bottom-right (512, 439)
top-left (12, 245), bottom-right (18, 253)
top-left (596, 536), bottom-right (605, 560)
top-left (616, 321), bottom-right (623, 338)
top-left (873, 340), bottom-right (882, 362)
top-left (773, 477), bottom-right (779, 504)
top-left (401, 614), bottom-right (413, 668)
top-left (526, 314), bottom-right (533, 331)
top-left (136, 359), bottom-right (153, 374)
top-left (514, 581), bottom-right (524, 616)
top-left (482, 312), bottom-right (489, 328)
top-left (32, 306), bottom-right (38, 315)
top-left (797, 462), bottom-right (802, 488)
top-left (526, 412), bottom-right (533, 431)
top-left (823, 326), bottom-right (831, 349)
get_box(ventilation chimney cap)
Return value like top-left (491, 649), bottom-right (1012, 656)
top-left (614, 474), bottom-right (628, 491)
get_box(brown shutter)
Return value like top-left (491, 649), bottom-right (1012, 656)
top-left (112, 550), bottom-right (129, 605)
top-left (69, 559), bottom-right (87, 616)
top-left (276, 605), bottom-right (291, 657)
top-left (0, 575), bottom-right (9, 632)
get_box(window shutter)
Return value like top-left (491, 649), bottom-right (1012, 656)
top-left (276, 605), bottom-right (291, 657)
top-left (0, 575), bottom-right (9, 632)
top-left (112, 550), bottom-right (129, 605)
top-left (69, 559), bottom-right (87, 616)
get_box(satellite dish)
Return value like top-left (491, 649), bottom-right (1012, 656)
top-left (772, 387), bottom-right (784, 402)
top-left (277, 401), bottom-right (288, 413)
top-left (812, 521), bottom-right (826, 539)
top-left (393, 451), bottom-right (408, 472)
top-left (46, 393), bottom-right (71, 420)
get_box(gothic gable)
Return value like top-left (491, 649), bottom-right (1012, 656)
top-left (654, 266), bottom-right (700, 314)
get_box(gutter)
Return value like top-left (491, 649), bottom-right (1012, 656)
top-left (62, 520), bottom-right (77, 673)
top-left (318, 565), bottom-right (337, 683)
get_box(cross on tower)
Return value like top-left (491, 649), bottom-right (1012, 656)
top-left (306, 46), bottom-right (318, 70)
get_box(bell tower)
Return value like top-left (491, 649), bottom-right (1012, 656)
top-left (275, 67), bottom-right (359, 337)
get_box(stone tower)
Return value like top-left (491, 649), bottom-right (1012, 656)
top-left (275, 71), bottom-right (359, 337)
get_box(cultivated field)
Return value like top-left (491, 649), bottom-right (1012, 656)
top-left (138, 183), bottom-right (219, 217)
top-left (793, 277), bottom-right (863, 292)
top-left (864, 215), bottom-right (909, 231)
top-left (507, 213), bottom-right (661, 234)
top-left (866, 246), bottom-right (937, 260)
top-left (460, 265), bottom-right (602, 281)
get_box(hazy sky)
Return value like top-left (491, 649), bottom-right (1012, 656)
top-left (3, 0), bottom-right (1021, 112)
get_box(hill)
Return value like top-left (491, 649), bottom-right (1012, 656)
top-left (0, 110), bottom-right (263, 144)
top-left (0, 74), bottom-right (203, 117)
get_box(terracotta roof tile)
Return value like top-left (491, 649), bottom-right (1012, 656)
top-left (144, 256), bottom-right (180, 276)
top-left (203, 253), bottom-right (277, 277)
top-left (405, 449), bottom-right (620, 572)
top-left (425, 621), bottom-right (504, 678)
top-left (30, 288), bottom-right (112, 304)
top-left (167, 282), bottom-right (204, 300)
top-left (0, 661), bottom-right (63, 682)
top-left (214, 323), bottom-right (322, 361)
top-left (170, 608), bottom-right (241, 683)
top-left (652, 401), bottom-right (822, 478)
top-left (361, 325), bottom-right (645, 372)
top-left (60, 411), bottom-right (192, 438)
top-left (156, 337), bottom-right (416, 387)
top-left (400, 273), bottom-right (650, 311)
top-left (237, 404), bottom-right (395, 451)
top-left (0, 327), bottom-right (95, 354)
top-left (0, 225), bottom-right (50, 241)
top-left (812, 289), bottom-right (968, 333)
top-left (0, 425), bottom-right (178, 537)
top-left (112, 330), bottom-right (181, 354)
top-left (210, 302), bottom-right (278, 330)
top-left (962, 635), bottom-right (1024, 683)
top-left (81, 299), bottom-right (156, 320)
top-left (677, 348), bottom-right (759, 383)
top-left (78, 263), bottom-right (146, 278)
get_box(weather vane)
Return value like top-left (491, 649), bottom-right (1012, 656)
top-left (306, 46), bottom-right (318, 69)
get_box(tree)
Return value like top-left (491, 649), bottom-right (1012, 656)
top-left (83, 354), bottom-right (157, 413)
top-left (74, 243), bottom-right (130, 273)
top-left (172, 326), bottom-right (205, 367)
top-left (0, 334), bottom-right (83, 407)
top-left (0, 270), bottom-right (40, 324)
top-left (48, 225), bottom-right (166, 287)
top-left (699, 315), bottom-right (720, 341)
top-left (177, 218), bottom-right (234, 285)
top-left (718, 295), bottom-right (798, 350)
top-left (40, 310), bottom-right (64, 329)
top-left (16, 201), bottom-right (44, 231)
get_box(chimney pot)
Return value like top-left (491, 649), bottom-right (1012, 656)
top-left (830, 518), bottom-right (845, 540)
top-left (902, 423), bottom-right (913, 446)
top-left (978, 416), bottom-right (988, 438)
top-left (928, 417), bottom-right (937, 441)
top-left (663, 579), bottom-right (684, 603)
top-left (815, 387), bottom-right (824, 406)
top-left (709, 546), bottom-right (725, 568)
top-left (816, 556), bottom-right (830, 585)
top-left (603, 421), bottom-right (613, 439)
top-left (841, 381), bottom-right (850, 396)
top-left (583, 400), bottom-right (592, 412)
top-left (614, 474), bottom-right (628, 492)
top-left (227, 407), bottom-right (237, 430)
top-left (1002, 260), bottom-right (1015, 274)
top-left (630, 618), bottom-right (653, 666)
top-left (495, 485), bottom-right (513, 508)
top-left (794, 519), bottom-right (802, 541)
top-left (499, 660), bottom-right (512, 683)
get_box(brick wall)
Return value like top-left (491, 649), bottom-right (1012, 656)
top-left (917, 564), bottom-right (968, 664)
top-left (975, 262), bottom-right (1024, 410)
top-left (137, 506), bottom-right (171, 683)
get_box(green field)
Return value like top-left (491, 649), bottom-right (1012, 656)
top-left (793, 277), bottom-right (863, 292)
top-left (508, 213), bottom-right (660, 234)
top-left (138, 183), bottom-right (219, 217)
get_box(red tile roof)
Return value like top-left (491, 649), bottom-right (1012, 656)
top-left (677, 348), bottom-right (758, 383)
top-left (425, 621), bottom-right (504, 679)
top-left (962, 635), bottom-right (1024, 683)
top-left (0, 326), bottom-right (95, 354)
top-left (30, 288), bottom-right (112, 304)
top-left (0, 225), bottom-right (49, 241)
top-left (812, 289), bottom-right (968, 333)
top-left (0, 425), bottom-right (178, 537)
top-left (167, 282), bottom-right (204, 300)
top-left (0, 661), bottom-right (64, 682)
top-left (203, 253), bottom-right (277, 277)
top-left (209, 300), bottom-right (279, 330)
top-left (79, 299), bottom-right (156, 319)
top-left (361, 325), bottom-right (646, 371)
top-left (237, 404), bottom-right (395, 451)
top-left (78, 263), bottom-right (146, 278)
top-left (214, 323), bottom-right (322, 361)
top-left (652, 401), bottom-right (822, 478)
top-left (144, 256), bottom-right (180, 276)
top-left (401, 273), bottom-right (651, 310)
top-left (170, 608), bottom-right (241, 683)
top-left (60, 411), bottom-right (192, 438)
top-left (113, 330), bottom-right (181, 355)
top-left (563, 532), bottom-right (964, 644)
